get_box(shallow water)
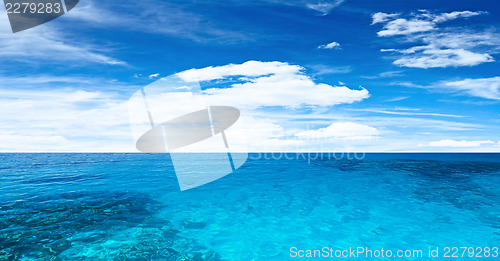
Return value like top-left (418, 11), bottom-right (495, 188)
top-left (0, 153), bottom-right (499, 260)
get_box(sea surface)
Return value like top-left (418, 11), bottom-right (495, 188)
top-left (0, 153), bottom-right (499, 260)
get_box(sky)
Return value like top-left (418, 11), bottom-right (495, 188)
top-left (0, 0), bottom-right (499, 152)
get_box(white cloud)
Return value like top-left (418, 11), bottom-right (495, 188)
top-left (415, 30), bottom-right (500, 51)
top-left (295, 122), bottom-right (378, 140)
top-left (149, 73), bottom-right (160, 79)
top-left (2, 76), bottom-right (496, 152)
top-left (385, 96), bottom-right (409, 102)
top-left (6, 66), bottom-right (495, 152)
top-left (0, 61), bottom-right (373, 152)
top-left (177, 61), bottom-right (369, 108)
top-left (371, 12), bottom-right (399, 25)
top-left (350, 108), bottom-right (464, 118)
top-left (177, 61), bottom-right (302, 82)
top-left (0, 88), bottom-right (133, 152)
top-left (390, 47), bottom-right (493, 68)
top-left (377, 18), bottom-right (435, 37)
top-left (372, 10), bottom-right (496, 68)
top-left (373, 10), bottom-right (485, 37)
top-left (428, 139), bottom-right (495, 147)
top-left (318, 41), bottom-right (341, 49)
top-left (203, 77), bottom-right (367, 109)
top-left (432, 11), bottom-right (486, 23)
top-left (439, 77), bottom-right (500, 100)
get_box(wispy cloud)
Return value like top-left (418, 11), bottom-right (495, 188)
top-left (389, 76), bottom-right (500, 101)
top-left (362, 70), bottom-right (404, 79)
top-left (65, 0), bottom-right (250, 43)
top-left (349, 108), bottom-right (465, 118)
top-left (385, 96), bottom-right (409, 102)
top-left (308, 65), bottom-right (352, 75)
top-left (305, 0), bottom-right (345, 15)
top-left (377, 18), bottom-right (435, 37)
top-left (0, 11), bottom-right (125, 65)
top-left (372, 11), bottom-right (485, 37)
top-left (318, 41), bottom-right (341, 49)
top-left (432, 11), bottom-right (487, 23)
top-left (191, 0), bottom-right (345, 15)
top-left (438, 76), bottom-right (500, 100)
top-left (66, 0), bottom-right (347, 44)
top-left (372, 10), bottom-right (498, 68)
top-left (0, 74), bottom-right (136, 93)
top-left (382, 46), bottom-right (493, 68)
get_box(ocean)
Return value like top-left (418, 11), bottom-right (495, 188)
top-left (0, 153), bottom-right (499, 260)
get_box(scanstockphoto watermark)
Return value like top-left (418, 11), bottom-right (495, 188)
top-left (290, 246), bottom-right (499, 259)
top-left (249, 152), bottom-right (366, 163)
top-left (290, 247), bottom-right (424, 259)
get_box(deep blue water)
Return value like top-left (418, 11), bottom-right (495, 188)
top-left (0, 153), bottom-right (499, 260)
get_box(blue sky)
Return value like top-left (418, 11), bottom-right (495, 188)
top-left (0, 0), bottom-right (499, 151)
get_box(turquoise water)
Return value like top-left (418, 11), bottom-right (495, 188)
top-left (0, 153), bottom-right (499, 260)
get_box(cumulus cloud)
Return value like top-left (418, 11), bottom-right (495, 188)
top-left (318, 41), bottom-right (341, 49)
top-left (372, 10), bottom-right (497, 68)
top-left (428, 139), bottom-right (495, 147)
top-left (132, 61), bottom-right (373, 152)
top-left (177, 61), bottom-right (302, 82)
top-left (438, 76), bottom-right (500, 100)
top-left (177, 61), bottom-right (369, 108)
